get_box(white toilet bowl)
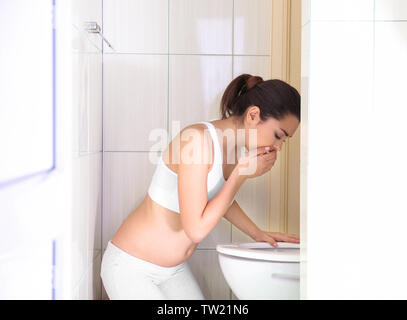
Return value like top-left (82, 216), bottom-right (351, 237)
top-left (216, 241), bottom-right (300, 300)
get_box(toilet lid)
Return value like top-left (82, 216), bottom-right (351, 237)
top-left (216, 242), bottom-right (300, 262)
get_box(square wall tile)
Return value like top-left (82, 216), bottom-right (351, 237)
top-left (188, 249), bottom-right (231, 299)
top-left (72, 155), bottom-right (89, 287)
top-left (233, 55), bottom-right (271, 80)
top-left (232, 172), bottom-right (271, 243)
top-left (103, 54), bottom-right (168, 151)
top-left (73, 52), bottom-right (102, 155)
top-left (88, 153), bottom-right (102, 263)
top-left (77, 52), bottom-right (90, 154)
top-left (234, 0), bottom-right (272, 55)
top-left (310, 0), bottom-right (374, 21)
top-left (170, 0), bottom-right (233, 54)
top-left (72, 153), bottom-right (102, 291)
top-left (102, 0), bottom-right (168, 53)
top-left (88, 54), bottom-right (103, 153)
top-left (102, 152), bottom-right (158, 250)
top-left (169, 55), bottom-right (232, 136)
top-left (376, 0), bottom-right (407, 20)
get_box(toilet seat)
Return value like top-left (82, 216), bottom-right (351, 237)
top-left (216, 242), bottom-right (300, 263)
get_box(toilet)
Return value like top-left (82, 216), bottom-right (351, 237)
top-left (216, 241), bottom-right (300, 300)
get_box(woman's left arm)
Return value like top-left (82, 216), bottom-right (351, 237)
top-left (223, 200), bottom-right (300, 247)
top-left (223, 200), bottom-right (262, 240)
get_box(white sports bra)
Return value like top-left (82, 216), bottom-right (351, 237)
top-left (147, 121), bottom-right (226, 213)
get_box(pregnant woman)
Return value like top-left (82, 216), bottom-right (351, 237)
top-left (100, 74), bottom-right (301, 300)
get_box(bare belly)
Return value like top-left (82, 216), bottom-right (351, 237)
top-left (110, 194), bottom-right (198, 267)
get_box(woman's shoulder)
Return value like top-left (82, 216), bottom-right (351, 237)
top-left (177, 122), bottom-right (214, 167)
top-left (179, 122), bottom-right (214, 142)
top-left (177, 122), bottom-right (211, 143)
top-left (182, 122), bottom-right (208, 131)
top-left (162, 122), bottom-right (212, 168)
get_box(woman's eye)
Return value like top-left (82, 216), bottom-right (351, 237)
top-left (274, 133), bottom-right (281, 140)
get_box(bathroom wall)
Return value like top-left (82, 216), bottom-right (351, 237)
top-left (71, 0), bottom-right (103, 299)
top-left (101, 0), bottom-right (273, 300)
top-left (301, 0), bottom-right (407, 299)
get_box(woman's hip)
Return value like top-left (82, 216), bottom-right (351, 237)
top-left (100, 240), bottom-right (204, 299)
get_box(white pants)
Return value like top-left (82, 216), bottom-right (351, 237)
top-left (100, 240), bottom-right (205, 300)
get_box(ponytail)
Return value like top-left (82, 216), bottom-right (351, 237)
top-left (220, 74), bottom-right (264, 119)
top-left (220, 74), bottom-right (300, 122)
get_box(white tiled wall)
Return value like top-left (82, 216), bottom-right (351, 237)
top-left (169, 55), bottom-right (233, 134)
top-left (233, 0), bottom-right (272, 55)
top-left (102, 0), bottom-right (272, 300)
top-left (71, 0), bottom-right (103, 300)
top-left (103, 54), bottom-right (168, 151)
top-left (103, 0), bottom-right (168, 53)
top-left (301, 0), bottom-right (407, 299)
top-left (102, 152), bottom-right (158, 244)
top-left (169, 0), bottom-right (233, 54)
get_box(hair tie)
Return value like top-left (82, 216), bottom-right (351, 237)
top-left (246, 75), bottom-right (264, 90)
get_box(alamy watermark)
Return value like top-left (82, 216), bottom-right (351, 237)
top-left (148, 120), bottom-right (261, 175)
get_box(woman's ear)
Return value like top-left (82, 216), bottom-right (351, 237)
top-left (246, 105), bottom-right (261, 126)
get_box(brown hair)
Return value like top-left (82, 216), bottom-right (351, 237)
top-left (220, 74), bottom-right (300, 122)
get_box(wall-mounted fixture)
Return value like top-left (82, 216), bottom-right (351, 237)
top-left (84, 21), bottom-right (114, 51)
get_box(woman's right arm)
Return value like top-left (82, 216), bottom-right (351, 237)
top-left (191, 164), bottom-right (247, 242)
top-left (178, 127), bottom-right (275, 243)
